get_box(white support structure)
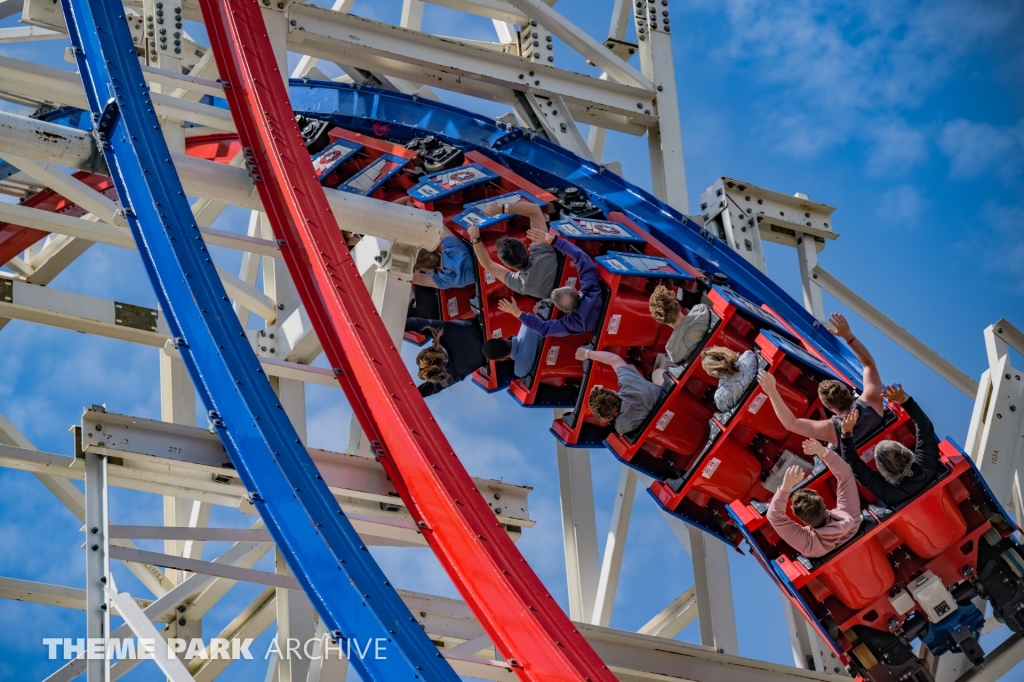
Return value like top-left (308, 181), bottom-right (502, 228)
top-left (592, 465), bottom-right (637, 626)
top-left (105, 588), bottom-right (195, 682)
top-left (965, 320), bottom-right (1024, 516)
top-left (554, 432), bottom-right (600, 623)
top-left (84, 449), bottom-right (111, 682)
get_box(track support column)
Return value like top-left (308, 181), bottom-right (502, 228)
top-left (555, 423), bottom-right (600, 623)
top-left (84, 449), bottom-right (110, 682)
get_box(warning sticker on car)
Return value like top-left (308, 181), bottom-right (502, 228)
top-left (655, 410), bottom-right (675, 431)
top-left (748, 393), bottom-right (768, 414)
top-left (447, 298), bottom-right (459, 317)
top-left (701, 457), bottom-right (722, 479)
top-left (545, 346), bottom-right (560, 365)
top-left (607, 314), bottom-right (622, 334)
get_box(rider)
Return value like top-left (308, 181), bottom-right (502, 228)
top-left (467, 202), bottom-right (559, 299)
top-left (757, 313), bottom-right (885, 446)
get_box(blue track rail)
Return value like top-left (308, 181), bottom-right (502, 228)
top-left (289, 81), bottom-right (863, 384)
top-left (60, 1), bottom-right (457, 679)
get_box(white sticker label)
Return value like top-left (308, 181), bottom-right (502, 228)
top-left (607, 314), bottom-right (622, 334)
top-left (545, 346), bottom-right (560, 365)
top-left (446, 298), bottom-right (459, 317)
top-left (565, 277), bottom-right (577, 289)
top-left (606, 258), bottom-right (627, 271)
top-left (484, 270), bottom-right (496, 284)
top-left (491, 328), bottom-right (502, 339)
top-left (701, 457), bottom-right (722, 480)
top-left (655, 410), bottom-right (675, 431)
top-left (748, 393), bottom-right (768, 414)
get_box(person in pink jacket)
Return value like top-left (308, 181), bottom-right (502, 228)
top-left (767, 412), bottom-right (862, 558)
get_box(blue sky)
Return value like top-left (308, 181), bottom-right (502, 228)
top-left (1, 0), bottom-right (1023, 679)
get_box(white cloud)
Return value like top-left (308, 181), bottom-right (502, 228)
top-left (937, 118), bottom-right (1024, 179)
top-left (875, 185), bottom-right (927, 227)
top-left (690, 0), bottom-right (1022, 170)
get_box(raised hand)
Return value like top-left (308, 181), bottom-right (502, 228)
top-left (481, 203), bottom-right (503, 218)
top-left (882, 383), bottom-right (908, 404)
top-left (827, 312), bottom-right (853, 341)
top-left (497, 298), bottom-right (523, 319)
top-left (526, 226), bottom-right (555, 246)
top-left (841, 409), bottom-right (859, 436)
top-left (781, 465), bottom-right (805, 493)
top-left (467, 224), bottom-right (481, 242)
top-left (756, 369), bottom-right (777, 392)
top-left (575, 347), bottom-right (589, 362)
top-left (802, 438), bottom-right (827, 458)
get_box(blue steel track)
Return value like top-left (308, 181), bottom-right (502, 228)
top-left (289, 81), bottom-right (863, 385)
top-left (59, 0), bottom-right (458, 678)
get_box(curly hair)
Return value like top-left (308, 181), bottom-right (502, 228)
top-left (818, 380), bottom-right (855, 414)
top-left (701, 346), bottom-right (740, 378)
top-left (875, 440), bottom-right (915, 485)
top-left (496, 236), bottom-right (530, 271)
top-left (588, 386), bottom-right (622, 423)
top-left (481, 338), bottom-right (513, 361)
top-left (648, 285), bottom-right (681, 325)
top-left (791, 489), bottom-right (828, 528)
top-left (415, 248), bottom-right (441, 271)
top-left (416, 328), bottom-right (451, 385)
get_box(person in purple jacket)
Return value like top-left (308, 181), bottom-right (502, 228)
top-left (492, 227), bottom-right (603, 338)
top-left (767, 411), bottom-right (862, 558)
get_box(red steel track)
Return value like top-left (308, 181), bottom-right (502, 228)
top-left (195, 0), bottom-right (616, 679)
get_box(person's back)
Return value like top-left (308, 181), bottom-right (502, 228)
top-left (406, 317), bottom-right (486, 397)
top-left (702, 347), bottom-right (757, 412)
top-left (648, 285), bottom-right (711, 365)
top-left (767, 428), bottom-right (862, 558)
top-left (611, 364), bottom-right (663, 433)
top-left (837, 384), bottom-right (941, 508)
top-left (503, 239), bottom-right (559, 299)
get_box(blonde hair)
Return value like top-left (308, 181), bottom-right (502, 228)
top-left (648, 285), bottom-right (681, 325)
top-left (416, 328), bottom-right (451, 385)
top-left (701, 346), bottom-right (740, 378)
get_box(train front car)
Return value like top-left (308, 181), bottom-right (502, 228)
top-left (730, 439), bottom-right (1024, 681)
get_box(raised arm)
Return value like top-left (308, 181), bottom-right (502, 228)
top-left (466, 223), bottom-right (513, 285)
top-left (503, 200), bottom-right (549, 234)
top-left (499, 298), bottom-right (570, 337)
top-left (575, 347), bottom-right (626, 369)
top-left (758, 370), bottom-right (836, 443)
top-left (828, 313), bottom-right (883, 411)
top-left (838, 424), bottom-right (888, 499)
top-left (819, 416), bottom-right (860, 517)
top-left (885, 385), bottom-right (940, 477)
top-left (551, 235), bottom-right (599, 291)
top-left (766, 466), bottom-right (815, 554)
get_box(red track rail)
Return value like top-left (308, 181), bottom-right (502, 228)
top-left (196, 0), bottom-right (615, 679)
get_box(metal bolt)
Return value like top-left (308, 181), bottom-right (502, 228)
top-left (962, 565), bottom-right (975, 577)
top-left (277, 2), bottom-right (284, 7)
top-left (278, 303), bottom-right (285, 310)
top-left (887, 618), bottom-right (898, 630)
top-left (290, 19), bottom-right (296, 25)
top-left (91, 527), bottom-right (99, 534)
top-left (95, 424), bottom-right (103, 431)
top-left (178, 617), bottom-right (187, 626)
top-left (657, 85), bottom-right (663, 91)
top-left (91, 544), bottom-right (99, 551)
top-left (494, 508), bottom-right (502, 514)
top-left (101, 603), bottom-right (107, 611)
top-left (178, 604), bottom-right (187, 612)
top-left (494, 492), bottom-right (501, 500)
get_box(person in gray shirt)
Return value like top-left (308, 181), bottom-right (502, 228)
top-left (577, 348), bottom-right (664, 434)
top-left (648, 284), bottom-right (711, 365)
top-left (467, 202), bottom-right (559, 299)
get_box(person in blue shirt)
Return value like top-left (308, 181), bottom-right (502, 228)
top-left (495, 227), bottom-right (603, 338)
top-left (481, 308), bottom-right (546, 379)
top-left (412, 225), bottom-right (475, 290)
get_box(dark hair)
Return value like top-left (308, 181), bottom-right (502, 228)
top-left (791, 489), bottom-right (828, 528)
top-left (875, 440), bottom-right (915, 485)
top-left (496, 236), bottom-right (530, 270)
top-left (416, 328), bottom-right (450, 385)
top-left (701, 346), bottom-right (740, 378)
top-left (481, 338), bottom-right (513, 361)
top-left (649, 285), bottom-right (681, 324)
top-left (551, 287), bottom-right (581, 313)
top-left (588, 387), bottom-right (622, 422)
top-left (415, 248), bottom-right (441, 271)
top-left (818, 380), bottom-right (855, 414)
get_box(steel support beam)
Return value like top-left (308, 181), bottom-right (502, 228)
top-left (84, 450), bottom-right (111, 682)
top-left (810, 265), bottom-right (978, 396)
top-left (636, 587), bottom-right (697, 639)
top-left (592, 464), bottom-right (637, 626)
top-left (555, 430), bottom-right (600, 623)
